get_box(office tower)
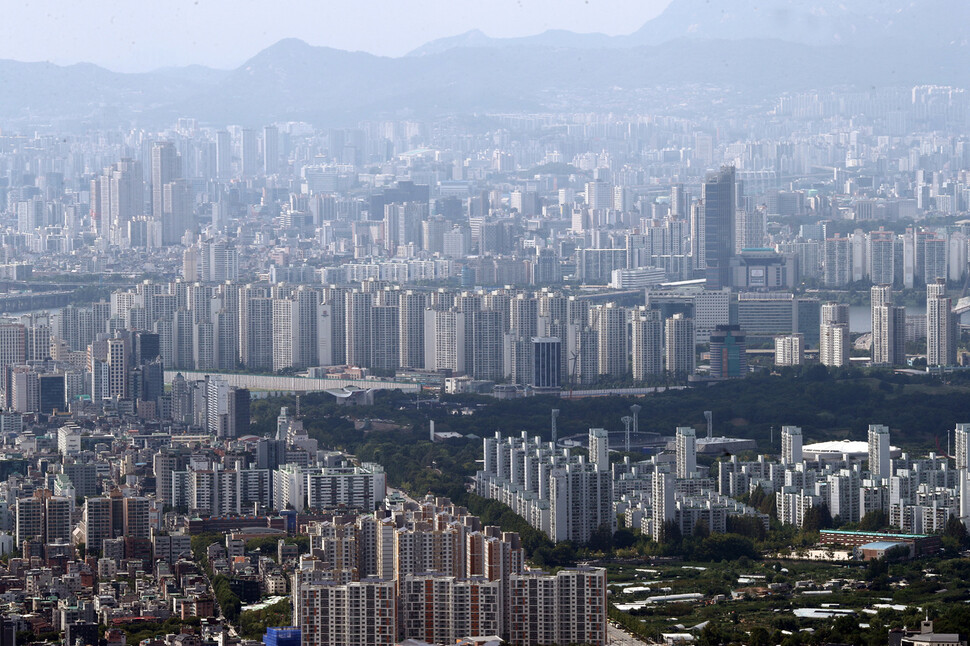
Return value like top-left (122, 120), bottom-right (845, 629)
top-left (956, 423), bottom-right (970, 470)
top-left (709, 324), bottom-right (746, 379)
top-left (702, 166), bottom-right (736, 289)
top-left (868, 424), bottom-right (891, 481)
top-left (819, 302), bottom-right (850, 368)
top-left (398, 290), bottom-right (426, 369)
top-left (263, 125), bottom-right (280, 174)
top-left (216, 130), bottom-right (232, 178)
top-left (38, 373), bottom-right (64, 414)
top-left (592, 303), bottom-right (627, 378)
top-left (345, 291), bottom-right (373, 368)
top-left (631, 307), bottom-right (663, 380)
top-left (927, 279), bottom-right (956, 367)
top-left (472, 310), bottom-right (504, 381)
top-left (781, 426), bottom-right (803, 464)
top-left (532, 337), bottom-right (561, 389)
top-left (241, 128), bottom-right (258, 177)
top-left (293, 579), bottom-right (397, 646)
top-left (675, 427), bottom-right (697, 478)
top-left (664, 313), bottom-right (695, 376)
top-left (774, 334), bottom-right (804, 366)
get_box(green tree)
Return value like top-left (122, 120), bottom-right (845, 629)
top-left (944, 516), bottom-right (970, 548)
top-left (858, 510), bottom-right (888, 531)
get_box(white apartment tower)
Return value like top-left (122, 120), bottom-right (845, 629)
top-left (675, 427), bottom-right (697, 478)
top-left (665, 314), bottom-right (695, 376)
top-left (631, 307), bottom-right (663, 379)
top-left (819, 302), bottom-right (850, 367)
top-left (781, 426), bottom-right (803, 464)
top-left (956, 423), bottom-right (970, 470)
top-left (868, 424), bottom-right (891, 481)
top-left (927, 279), bottom-right (956, 367)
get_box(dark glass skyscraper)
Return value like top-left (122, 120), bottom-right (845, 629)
top-left (703, 166), bottom-right (737, 290)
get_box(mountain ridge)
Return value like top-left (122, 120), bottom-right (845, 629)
top-left (2, 0), bottom-right (970, 127)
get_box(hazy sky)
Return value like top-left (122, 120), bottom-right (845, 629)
top-left (1, 0), bottom-right (672, 72)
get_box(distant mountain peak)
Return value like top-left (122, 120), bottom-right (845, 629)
top-left (407, 29), bottom-right (495, 57)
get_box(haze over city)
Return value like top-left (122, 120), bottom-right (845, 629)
top-left (2, 1), bottom-right (970, 646)
top-left (0, 0), bottom-right (672, 71)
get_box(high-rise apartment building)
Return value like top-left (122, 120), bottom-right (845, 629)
top-left (781, 426), bottom-right (803, 464)
top-left (675, 427), bottom-right (697, 479)
top-left (293, 579), bottom-right (397, 646)
top-left (868, 424), bottom-right (891, 481)
top-left (631, 308), bottom-right (663, 380)
top-left (665, 314), bottom-right (694, 376)
top-left (871, 285), bottom-right (906, 366)
top-left (927, 279), bottom-right (956, 367)
top-left (507, 568), bottom-right (607, 646)
top-left (819, 302), bottom-right (850, 368)
top-left (774, 334), bottom-right (804, 366)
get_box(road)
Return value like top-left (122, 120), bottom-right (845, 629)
top-left (608, 624), bottom-right (654, 646)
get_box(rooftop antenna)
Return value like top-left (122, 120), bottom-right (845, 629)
top-left (551, 409), bottom-right (560, 444)
top-left (622, 416), bottom-right (633, 453)
top-left (704, 410), bottom-right (713, 439)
